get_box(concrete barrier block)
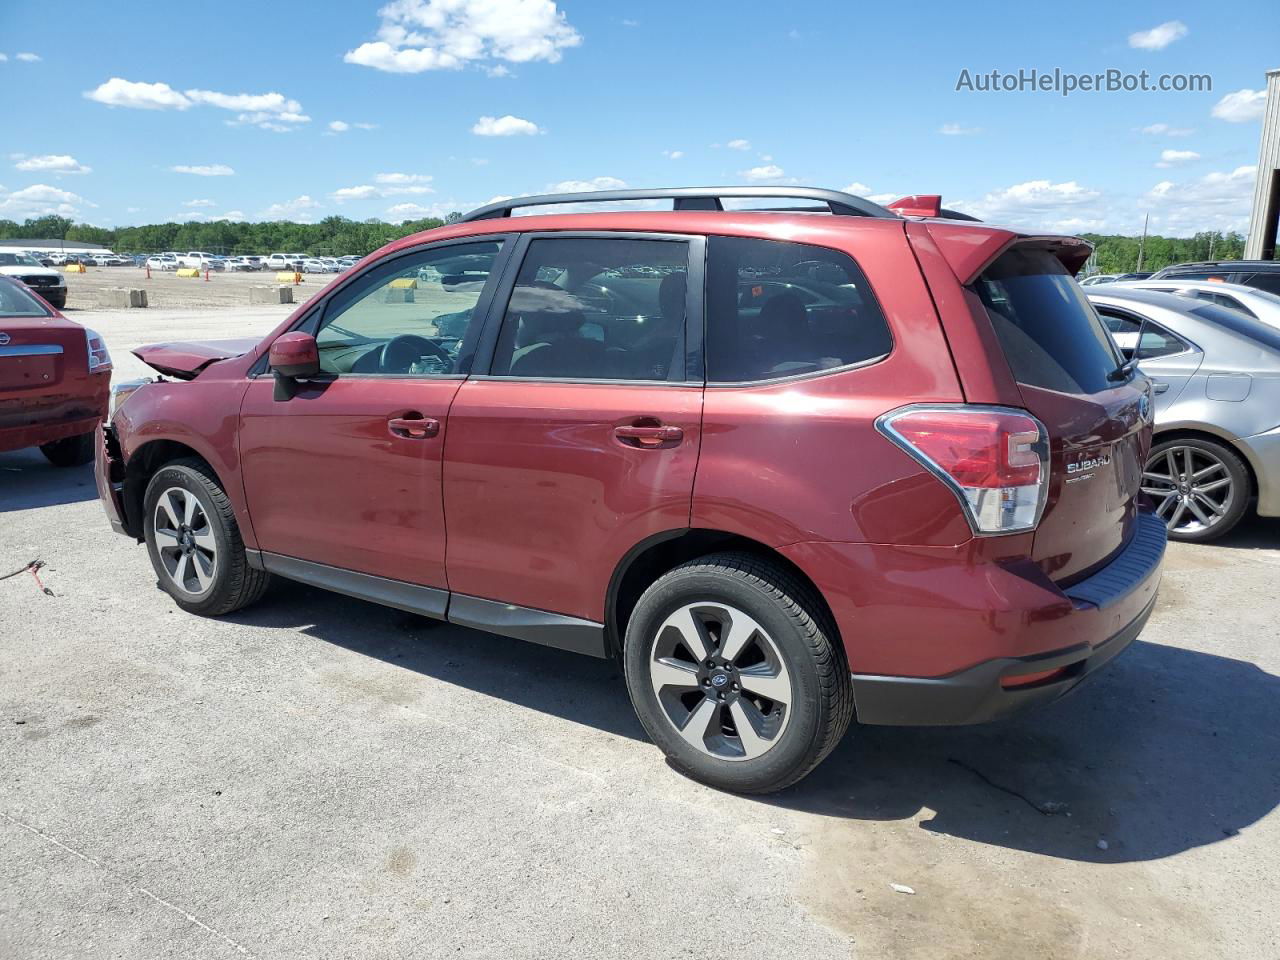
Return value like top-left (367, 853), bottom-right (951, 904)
top-left (384, 287), bottom-right (415, 303)
top-left (249, 285), bottom-right (295, 305)
top-left (98, 288), bottom-right (148, 308)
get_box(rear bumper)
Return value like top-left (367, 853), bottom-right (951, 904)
top-left (782, 510), bottom-right (1166, 726)
top-left (0, 413), bottom-right (101, 453)
top-left (1237, 426), bottom-right (1280, 517)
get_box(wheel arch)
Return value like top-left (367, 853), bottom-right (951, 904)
top-left (605, 529), bottom-right (840, 660)
top-left (1151, 427), bottom-right (1259, 500)
top-left (121, 439), bottom-right (219, 540)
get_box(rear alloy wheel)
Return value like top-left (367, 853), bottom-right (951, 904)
top-left (39, 431), bottom-right (94, 467)
top-left (624, 553), bottom-right (853, 794)
top-left (1142, 437), bottom-right (1251, 542)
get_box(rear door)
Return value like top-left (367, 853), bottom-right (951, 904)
top-left (1095, 304), bottom-right (1202, 416)
top-left (442, 232), bottom-right (703, 626)
top-left (972, 246), bottom-right (1152, 582)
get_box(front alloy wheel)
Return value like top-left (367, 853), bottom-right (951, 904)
top-left (152, 486), bottom-right (218, 594)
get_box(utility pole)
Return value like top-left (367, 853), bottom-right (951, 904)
top-left (1136, 213), bottom-right (1149, 272)
top-left (1208, 233), bottom-right (1216, 260)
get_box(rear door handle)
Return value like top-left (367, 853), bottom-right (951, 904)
top-left (388, 416), bottom-right (440, 439)
top-left (614, 424), bottom-right (684, 447)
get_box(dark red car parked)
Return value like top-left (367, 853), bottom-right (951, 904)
top-left (96, 187), bottom-right (1164, 793)
top-left (1, 275), bottom-right (111, 466)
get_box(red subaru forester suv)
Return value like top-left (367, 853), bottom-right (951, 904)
top-left (97, 187), bottom-right (1164, 793)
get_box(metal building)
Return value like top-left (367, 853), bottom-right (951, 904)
top-left (1245, 68), bottom-right (1280, 260)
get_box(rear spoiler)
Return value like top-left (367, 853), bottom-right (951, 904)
top-left (917, 222), bottom-right (1093, 285)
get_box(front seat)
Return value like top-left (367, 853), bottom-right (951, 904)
top-left (509, 310), bottom-right (605, 378)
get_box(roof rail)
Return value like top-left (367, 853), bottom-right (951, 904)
top-left (458, 186), bottom-right (899, 223)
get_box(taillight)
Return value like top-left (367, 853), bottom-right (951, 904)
top-left (85, 328), bottom-right (112, 373)
top-left (876, 405), bottom-right (1050, 534)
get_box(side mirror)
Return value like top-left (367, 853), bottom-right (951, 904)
top-left (269, 331), bottom-right (319, 400)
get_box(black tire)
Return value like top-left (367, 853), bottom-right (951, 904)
top-left (142, 458), bottom-right (270, 615)
top-left (1147, 436), bottom-right (1251, 543)
top-left (47, 293), bottom-right (67, 310)
top-left (623, 552), bottom-right (853, 794)
top-left (40, 431), bottom-right (94, 467)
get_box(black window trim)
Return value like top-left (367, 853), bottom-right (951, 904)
top-left (1094, 303), bottom-right (1199, 362)
top-left (703, 233), bottom-right (894, 389)
top-left (249, 233), bottom-right (516, 379)
top-left (467, 230), bottom-right (707, 386)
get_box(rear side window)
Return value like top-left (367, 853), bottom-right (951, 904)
top-left (974, 248), bottom-right (1120, 395)
top-left (1187, 303), bottom-right (1280, 353)
top-left (705, 237), bottom-right (891, 383)
top-left (0, 278), bottom-right (52, 317)
top-left (1096, 308), bottom-right (1190, 359)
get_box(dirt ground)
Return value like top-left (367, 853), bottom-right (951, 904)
top-left (61, 266), bottom-right (325, 311)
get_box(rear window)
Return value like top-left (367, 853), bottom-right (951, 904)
top-left (1187, 302), bottom-right (1280, 353)
top-left (974, 248), bottom-right (1121, 395)
top-left (1241, 272), bottom-right (1280, 296)
top-left (705, 236), bottom-right (892, 383)
top-left (0, 278), bottom-right (53, 317)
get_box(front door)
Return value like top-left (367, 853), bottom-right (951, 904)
top-left (443, 233), bottom-right (704, 624)
top-left (238, 238), bottom-right (509, 589)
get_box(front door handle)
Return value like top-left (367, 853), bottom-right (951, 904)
top-left (1152, 381), bottom-right (1170, 394)
top-left (388, 416), bottom-right (440, 439)
top-left (614, 424), bottom-right (683, 447)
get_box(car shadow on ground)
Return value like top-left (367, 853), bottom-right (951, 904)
top-left (232, 575), bottom-right (1279, 866)
top-left (0, 449), bottom-right (98, 512)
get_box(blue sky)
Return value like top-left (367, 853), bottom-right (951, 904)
top-left (1, 0), bottom-right (1277, 236)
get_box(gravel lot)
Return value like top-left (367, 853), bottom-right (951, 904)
top-left (2, 308), bottom-right (1279, 959)
top-left (61, 265), bottom-right (326, 312)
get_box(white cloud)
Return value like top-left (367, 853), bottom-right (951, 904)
top-left (183, 198), bottom-right (215, 207)
top-left (376, 172), bottom-right (433, 184)
top-left (484, 64), bottom-right (512, 78)
top-left (331, 185), bottom-right (379, 202)
top-left (328, 120), bottom-right (351, 132)
top-left (726, 138), bottom-right (751, 150)
top-left (742, 164), bottom-right (785, 181)
top-left (0, 183), bottom-right (95, 218)
top-left (939, 123), bottom-right (981, 136)
top-left (1145, 165), bottom-right (1256, 234)
top-left (662, 150), bottom-right (684, 159)
top-left (549, 177), bottom-right (627, 193)
top-left (472, 114), bottom-right (541, 136)
top-left (84, 77), bottom-right (308, 130)
top-left (260, 195), bottom-right (321, 221)
top-left (85, 77), bottom-right (193, 110)
top-left (354, 122), bottom-right (379, 130)
top-left (1155, 148), bottom-right (1200, 168)
top-left (0, 54), bottom-right (6, 62)
top-left (1140, 122), bottom-right (1195, 136)
top-left (14, 154), bottom-right (92, 175)
top-left (841, 182), bottom-right (899, 205)
top-left (15, 52), bottom-right (41, 63)
top-left (386, 202), bottom-right (449, 220)
top-left (383, 185), bottom-right (435, 196)
top-left (211, 210), bottom-right (245, 221)
top-left (345, 0), bottom-right (582, 74)
top-left (1211, 89), bottom-right (1267, 123)
top-left (171, 164), bottom-right (235, 176)
top-left (1128, 20), bottom-right (1187, 50)
top-left (952, 179), bottom-right (1104, 232)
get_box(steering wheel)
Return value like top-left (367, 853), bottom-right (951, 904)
top-left (378, 334), bottom-right (452, 374)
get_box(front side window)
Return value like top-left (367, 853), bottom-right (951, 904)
top-left (312, 240), bottom-right (503, 376)
top-left (489, 237), bottom-right (689, 381)
top-left (705, 236), bottom-right (892, 383)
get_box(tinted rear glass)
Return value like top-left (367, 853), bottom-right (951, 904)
top-left (974, 248), bottom-right (1120, 394)
top-left (1187, 302), bottom-right (1280, 353)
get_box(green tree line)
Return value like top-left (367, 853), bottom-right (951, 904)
top-left (0, 213), bottom-right (458, 257)
top-left (0, 214), bottom-right (1248, 273)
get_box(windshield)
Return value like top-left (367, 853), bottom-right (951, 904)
top-left (0, 278), bottom-right (54, 316)
top-left (0, 253), bottom-right (41, 267)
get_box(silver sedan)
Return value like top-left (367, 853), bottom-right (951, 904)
top-left (1117, 279), bottom-right (1280, 328)
top-left (1087, 287), bottom-right (1280, 542)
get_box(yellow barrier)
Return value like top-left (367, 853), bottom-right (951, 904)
top-left (64, 263), bottom-right (87, 273)
top-left (389, 277), bottom-right (418, 289)
top-left (276, 271), bottom-right (303, 283)
top-left (175, 268), bottom-right (202, 278)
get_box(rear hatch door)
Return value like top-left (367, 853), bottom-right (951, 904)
top-left (0, 316), bottom-right (86, 395)
top-left (971, 244), bottom-right (1151, 583)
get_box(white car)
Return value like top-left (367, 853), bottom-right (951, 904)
top-left (0, 251), bottom-right (69, 309)
top-left (1079, 274), bottom-right (1120, 286)
top-left (179, 251), bottom-right (222, 270)
top-left (1120, 280), bottom-right (1280, 329)
top-left (300, 258), bottom-right (332, 274)
top-left (146, 255), bottom-right (179, 271)
top-left (264, 253), bottom-right (305, 271)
